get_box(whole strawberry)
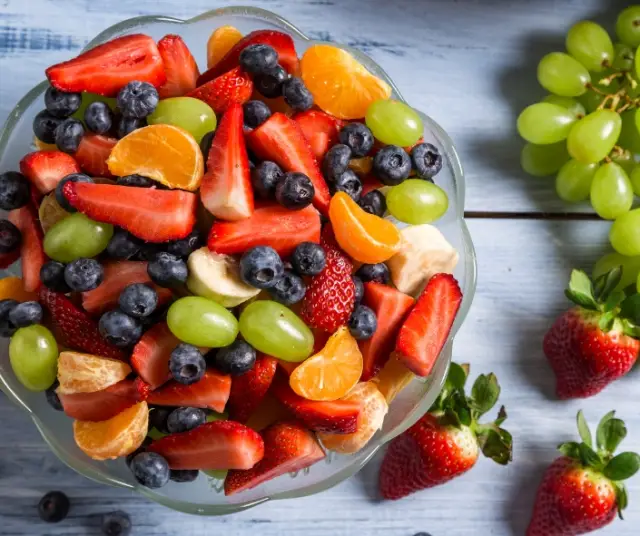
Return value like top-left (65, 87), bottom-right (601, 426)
top-left (379, 363), bottom-right (512, 499)
top-left (527, 410), bottom-right (639, 535)
top-left (543, 267), bottom-right (640, 399)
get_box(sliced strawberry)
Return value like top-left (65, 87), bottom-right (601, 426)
top-left (224, 421), bottom-right (325, 495)
top-left (227, 354), bottom-right (278, 422)
top-left (147, 369), bottom-right (231, 413)
top-left (74, 134), bottom-right (117, 177)
top-left (8, 204), bottom-right (45, 292)
top-left (38, 287), bottom-right (126, 360)
top-left (293, 111), bottom-right (344, 160)
top-left (358, 282), bottom-right (415, 381)
top-left (63, 182), bottom-right (197, 242)
top-left (208, 203), bottom-right (320, 258)
top-left (130, 322), bottom-right (177, 390)
top-left (396, 274), bottom-right (463, 377)
top-left (188, 66), bottom-right (253, 115)
top-left (361, 174), bottom-right (384, 196)
top-left (46, 34), bottom-right (166, 96)
top-left (19, 151), bottom-right (80, 194)
top-left (246, 113), bottom-right (331, 215)
top-left (156, 34), bottom-right (199, 99)
top-left (148, 420), bottom-right (264, 470)
top-left (81, 261), bottom-right (172, 315)
top-left (200, 103), bottom-right (253, 221)
top-left (198, 30), bottom-right (299, 86)
top-left (0, 250), bottom-right (20, 269)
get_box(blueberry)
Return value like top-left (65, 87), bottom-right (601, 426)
top-left (240, 44), bottom-right (279, 75)
top-left (116, 116), bottom-right (147, 138)
top-left (254, 65), bottom-right (288, 98)
top-left (8, 301), bottom-right (43, 328)
top-left (282, 77), bottom-right (314, 112)
top-left (0, 299), bottom-right (18, 337)
top-left (0, 171), bottom-right (30, 211)
top-left (117, 81), bottom-right (159, 119)
top-left (149, 407), bottom-right (172, 434)
top-left (64, 258), bottom-right (104, 292)
top-left (44, 87), bottom-right (82, 118)
top-left (213, 340), bottom-right (256, 375)
top-left (170, 469), bottom-right (199, 483)
top-left (33, 110), bottom-right (64, 144)
top-left (358, 190), bottom-right (387, 217)
top-left (147, 252), bottom-right (188, 288)
top-left (352, 275), bottom-right (364, 305)
top-left (412, 143), bottom-right (443, 179)
top-left (239, 246), bottom-right (284, 289)
top-left (84, 101), bottom-right (114, 134)
top-left (200, 130), bottom-right (215, 160)
top-left (116, 174), bottom-right (154, 188)
top-left (243, 100), bottom-right (272, 129)
top-left (101, 511), bottom-right (132, 536)
top-left (45, 381), bottom-right (63, 411)
top-left (170, 343), bottom-right (206, 385)
top-left (373, 145), bottom-right (412, 186)
top-left (118, 283), bottom-right (158, 318)
top-left (106, 229), bottom-right (143, 259)
top-left (339, 123), bottom-right (374, 157)
top-left (125, 437), bottom-right (152, 469)
top-left (166, 407), bottom-right (206, 433)
top-left (37, 491), bottom-right (70, 523)
top-left (55, 173), bottom-right (93, 212)
top-left (269, 270), bottom-right (306, 305)
top-left (333, 169), bottom-right (363, 202)
top-left (348, 304), bottom-right (378, 340)
top-left (252, 161), bottom-right (284, 198)
top-left (40, 261), bottom-right (70, 293)
top-left (136, 242), bottom-right (166, 262)
top-left (54, 118), bottom-right (85, 154)
top-left (166, 230), bottom-right (202, 258)
top-left (99, 310), bottom-right (142, 347)
top-left (0, 219), bottom-right (21, 254)
top-left (356, 263), bottom-right (390, 284)
top-left (130, 452), bottom-right (170, 489)
top-left (322, 144), bottom-right (352, 183)
top-left (275, 172), bottom-right (315, 210)
top-left (291, 242), bottom-right (326, 276)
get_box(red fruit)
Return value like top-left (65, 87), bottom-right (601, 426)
top-left (200, 103), bottom-right (253, 221)
top-left (359, 283), bottom-right (415, 381)
top-left (63, 182), bottom-right (197, 242)
top-left (361, 175), bottom-right (384, 196)
top-left (156, 34), bottom-right (200, 99)
top-left (208, 203), bottom-right (320, 258)
top-left (188, 66), bottom-right (253, 115)
top-left (396, 273), bottom-right (463, 377)
top-left (225, 421), bottom-right (325, 495)
top-left (8, 204), bottom-right (45, 292)
top-left (293, 110), bottom-right (344, 160)
top-left (130, 323), bottom-right (177, 390)
top-left (74, 134), bottom-right (117, 177)
top-left (38, 287), bottom-right (126, 360)
top-left (198, 30), bottom-right (299, 86)
top-left (19, 151), bottom-right (80, 194)
top-left (227, 354), bottom-right (278, 422)
top-left (45, 34), bottom-right (166, 96)
top-left (147, 369), bottom-right (231, 413)
top-left (0, 250), bottom-right (20, 269)
top-left (148, 420), bottom-right (264, 470)
top-left (247, 113), bottom-right (331, 215)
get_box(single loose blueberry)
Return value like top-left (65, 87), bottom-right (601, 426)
top-left (333, 169), bottom-right (363, 202)
top-left (0, 299), bottom-right (18, 337)
top-left (40, 261), bottom-right (71, 293)
top-left (239, 44), bottom-right (279, 75)
top-left (101, 511), bottom-right (132, 536)
top-left (116, 116), bottom-right (147, 139)
top-left (8, 301), bottom-right (43, 328)
top-left (99, 310), bottom-right (143, 347)
top-left (252, 161), bottom-right (284, 199)
top-left (282, 77), bottom-right (314, 112)
top-left (356, 263), bottom-right (390, 284)
top-left (254, 65), bottom-right (289, 98)
top-left (117, 81), bottom-right (159, 118)
top-left (339, 123), bottom-right (374, 157)
top-left (64, 258), bottom-right (104, 292)
top-left (170, 469), bottom-right (200, 483)
top-left (200, 130), bottom-right (215, 160)
top-left (106, 229), bottom-right (143, 260)
top-left (54, 118), bottom-right (85, 154)
top-left (149, 407), bottom-right (172, 435)
top-left (45, 380), bottom-right (64, 411)
top-left (269, 270), bottom-right (306, 305)
top-left (373, 145), bottom-right (412, 186)
top-left (44, 87), bottom-right (81, 118)
top-left (352, 275), bottom-right (364, 305)
top-left (322, 144), bottom-right (352, 183)
top-left (170, 344), bottom-right (206, 385)
top-left (239, 246), bottom-right (284, 289)
top-left (213, 340), bottom-right (256, 376)
top-left (130, 452), bottom-right (170, 489)
top-left (412, 143), bottom-right (443, 179)
top-left (33, 110), bottom-right (64, 144)
top-left (243, 100), bottom-right (272, 129)
top-left (84, 101), bottom-right (114, 135)
top-left (166, 229), bottom-right (202, 258)
top-left (147, 252), bottom-right (188, 288)
top-left (358, 190), bottom-right (387, 217)
top-left (166, 407), bottom-right (206, 433)
top-left (348, 304), bottom-right (378, 340)
top-left (118, 283), bottom-right (158, 318)
top-left (291, 242), bottom-right (326, 276)
top-left (0, 172), bottom-right (30, 211)
top-left (116, 174), bottom-right (154, 188)
top-left (275, 172), bottom-right (315, 210)
top-left (125, 437), bottom-right (152, 469)
top-left (37, 491), bottom-right (70, 523)
top-left (0, 219), bottom-right (21, 254)
top-left (55, 173), bottom-right (93, 212)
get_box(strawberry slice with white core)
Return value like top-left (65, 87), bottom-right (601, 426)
top-left (130, 322), bottom-right (177, 390)
top-left (19, 151), bottom-right (81, 194)
top-left (293, 110), bottom-right (344, 160)
top-left (156, 34), bottom-right (200, 99)
top-left (226, 354), bottom-right (278, 422)
top-left (147, 369), bottom-right (231, 412)
top-left (8, 204), bottom-right (46, 292)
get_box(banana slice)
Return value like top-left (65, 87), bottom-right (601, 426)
top-left (187, 247), bottom-right (260, 308)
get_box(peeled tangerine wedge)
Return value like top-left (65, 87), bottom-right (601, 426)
top-left (57, 351), bottom-right (131, 395)
top-left (207, 26), bottom-right (243, 68)
top-left (329, 192), bottom-right (401, 264)
top-left (290, 326), bottom-right (363, 402)
top-left (107, 124), bottom-right (204, 191)
top-left (0, 277), bottom-right (38, 302)
top-left (301, 44), bottom-right (392, 120)
top-left (372, 354), bottom-right (416, 403)
top-left (74, 401), bottom-right (148, 460)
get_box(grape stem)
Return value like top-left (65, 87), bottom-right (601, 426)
top-left (599, 71), bottom-right (625, 87)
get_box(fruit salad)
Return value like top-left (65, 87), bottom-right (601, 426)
top-left (0, 25), bottom-right (462, 496)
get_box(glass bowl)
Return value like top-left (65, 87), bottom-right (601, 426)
top-left (0, 6), bottom-right (477, 515)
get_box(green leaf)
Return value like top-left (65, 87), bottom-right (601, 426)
top-left (620, 293), bottom-right (640, 324)
top-left (566, 270), bottom-right (598, 310)
top-left (577, 410), bottom-right (592, 448)
top-left (476, 425), bottom-right (513, 466)
top-left (558, 442), bottom-right (581, 459)
top-left (598, 418), bottom-right (627, 455)
top-left (446, 362), bottom-right (468, 391)
top-left (594, 266), bottom-right (623, 303)
top-left (596, 411), bottom-right (616, 451)
top-left (578, 443), bottom-right (602, 468)
top-left (604, 452), bottom-right (640, 481)
top-left (440, 408), bottom-right (462, 429)
top-left (598, 311), bottom-right (616, 332)
top-left (603, 290), bottom-right (626, 313)
top-left (615, 483), bottom-right (628, 519)
top-left (494, 406), bottom-right (507, 427)
top-left (621, 319), bottom-right (640, 338)
top-left (470, 373), bottom-right (500, 417)
top-left (565, 289), bottom-right (599, 311)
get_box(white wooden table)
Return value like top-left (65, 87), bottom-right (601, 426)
top-left (1, 1), bottom-right (640, 534)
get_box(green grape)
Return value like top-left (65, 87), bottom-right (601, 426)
top-left (365, 99), bottom-right (424, 147)
top-left (619, 109), bottom-right (640, 153)
top-left (239, 301), bottom-right (313, 362)
top-left (630, 166), bottom-right (640, 195)
top-left (627, 71), bottom-right (640, 98)
top-left (537, 52), bottom-right (590, 97)
top-left (617, 6), bottom-right (640, 48)
top-left (542, 95), bottom-right (585, 119)
top-left (72, 92), bottom-right (117, 123)
top-left (147, 97), bottom-right (216, 143)
top-left (593, 251), bottom-right (640, 290)
top-left (206, 411), bottom-right (227, 422)
top-left (610, 208), bottom-right (640, 256)
top-left (637, 271), bottom-right (640, 293)
top-left (567, 109), bottom-right (622, 163)
top-left (521, 142), bottom-right (570, 177)
top-left (566, 21), bottom-right (614, 72)
top-left (43, 213), bottom-right (113, 263)
top-left (147, 428), bottom-right (167, 440)
top-left (9, 325), bottom-right (58, 392)
top-left (517, 103), bottom-right (576, 145)
top-left (613, 43), bottom-right (634, 71)
top-left (590, 162), bottom-right (633, 219)
top-left (612, 151), bottom-right (637, 176)
top-left (386, 179), bottom-right (448, 224)
top-left (555, 159), bottom-right (598, 202)
top-left (203, 469), bottom-right (228, 480)
top-left (167, 296), bottom-right (238, 348)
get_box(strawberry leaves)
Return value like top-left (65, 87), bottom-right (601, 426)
top-left (566, 269), bottom-right (600, 310)
top-left (603, 452), bottom-right (640, 481)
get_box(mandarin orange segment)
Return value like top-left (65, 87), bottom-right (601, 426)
top-left (372, 353), bottom-right (415, 403)
top-left (57, 351), bottom-right (131, 394)
top-left (0, 277), bottom-right (38, 302)
top-left (33, 137), bottom-right (57, 151)
top-left (349, 157), bottom-right (373, 177)
top-left (107, 124), bottom-right (204, 191)
top-left (318, 381), bottom-right (388, 454)
top-left (38, 193), bottom-right (69, 234)
top-left (329, 192), bottom-right (401, 264)
top-left (207, 26), bottom-right (243, 69)
top-left (300, 44), bottom-right (392, 120)
top-left (289, 326), bottom-right (363, 401)
top-left (73, 401), bottom-right (148, 460)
